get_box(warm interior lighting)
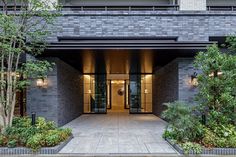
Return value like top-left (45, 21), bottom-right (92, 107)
top-left (111, 80), bottom-right (125, 84)
top-left (84, 75), bottom-right (91, 79)
top-left (144, 89), bottom-right (148, 94)
top-left (36, 78), bottom-right (48, 87)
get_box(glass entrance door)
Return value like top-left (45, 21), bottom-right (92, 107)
top-left (129, 75), bottom-right (141, 113)
top-left (83, 74), bottom-right (107, 113)
top-left (129, 74), bottom-right (153, 113)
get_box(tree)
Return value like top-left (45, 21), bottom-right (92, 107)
top-left (0, 0), bottom-right (59, 130)
top-left (194, 44), bottom-right (236, 126)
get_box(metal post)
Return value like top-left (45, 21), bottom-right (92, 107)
top-left (31, 112), bottom-right (36, 126)
top-left (202, 114), bottom-right (206, 125)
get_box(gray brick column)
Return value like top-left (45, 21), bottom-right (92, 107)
top-left (26, 58), bottom-right (83, 126)
top-left (153, 58), bottom-right (199, 117)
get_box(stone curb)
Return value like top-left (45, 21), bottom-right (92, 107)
top-left (0, 136), bottom-right (73, 154)
top-left (166, 138), bottom-right (236, 155)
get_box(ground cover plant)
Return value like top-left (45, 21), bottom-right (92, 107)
top-left (162, 43), bottom-right (236, 154)
top-left (0, 116), bottom-right (72, 151)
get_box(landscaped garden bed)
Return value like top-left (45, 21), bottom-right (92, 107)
top-left (162, 43), bottom-right (236, 155)
top-left (0, 117), bottom-right (72, 154)
top-left (166, 138), bottom-right (236, 155)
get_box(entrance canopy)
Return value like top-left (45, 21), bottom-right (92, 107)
top-left (43, 37), bottom-right (215, 74)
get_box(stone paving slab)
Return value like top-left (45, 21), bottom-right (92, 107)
top-left (59, 112), bottom-right (177, 154)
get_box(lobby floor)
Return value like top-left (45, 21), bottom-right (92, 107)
top-left (59, 112), bottom-right (177, 154)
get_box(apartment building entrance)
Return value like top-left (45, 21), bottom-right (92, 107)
top-left (83, 74), bottom-right (152, 114)
top-left (108, 80), bottom-right (127, 112)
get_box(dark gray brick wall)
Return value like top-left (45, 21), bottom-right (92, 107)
top-left (57, 59), bottom-right (83, 126)
top-left (178, 58), bottom-right (199, 104)
top-left (46, 11), bottom-right (236, 42)
top-left (153, 60), bottom-right (179, 116)
top-left (153, 58), bottom-right (199, 116)
top-left (26, 59), bottom-right (58, 123)
top-left (27, 58), bottom-right (83, 126)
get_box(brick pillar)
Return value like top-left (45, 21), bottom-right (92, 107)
top-left (179, 0), bottom-right (206, 11)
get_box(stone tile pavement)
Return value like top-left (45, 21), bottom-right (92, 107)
top-left (59, 112), bottom-right (177, 154)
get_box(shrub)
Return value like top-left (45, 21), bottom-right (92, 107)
top-left (7, 139), bottom-right (17, 148)
top-left (0, 135), bottom-right (7, 146)
top-left (26, 134), bottom-right (45, 151)
top-left (161, 101), bottom-right (204, 142)
top-left (45, 132), bottom-right (61, 147)
top-left (180, 142), bottom-right (202, 154)
top-left (162, 128), bottom-right (177, 140)
top-left (202, 128), bottom-right (217, 147)
top-left (57, 128), bottom-right (72, 141)
top-left (12, 117), bottom-right (31, 128)
top-left (161, 101), bottom-right (191, 124)
top-left (0, 117), bottom-right (72, 151)
top-left (194, 44), bottom-right (236, 125)
top-left (36, 117), bottom-right (56, 131)
top-left (202, 125), bottom-right (236, 148)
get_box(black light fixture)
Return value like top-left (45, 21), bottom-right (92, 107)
top-left (31, 112), bottom-right (36, 126)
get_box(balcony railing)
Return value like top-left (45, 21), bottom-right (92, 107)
top-left (61, 5), bottom-right (179, 11)
top-left (207, 6), bottom-right (236, 11)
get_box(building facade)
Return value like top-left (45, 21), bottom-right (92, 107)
top-left (25, 0), bottom-right (236, 126)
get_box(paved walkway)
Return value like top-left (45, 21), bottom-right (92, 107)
top-left (59, 112), bottom-right (177, 154)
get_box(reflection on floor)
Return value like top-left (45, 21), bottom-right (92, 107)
top-left (59, 112), bottom-right (177, 154)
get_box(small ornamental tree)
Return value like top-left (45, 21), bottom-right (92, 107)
top-left (0, 0), bottom-right (59, 130)
top-left (194, 44), bottom-right (236, 126)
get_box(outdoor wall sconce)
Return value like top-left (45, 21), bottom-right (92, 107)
top-left (36, 78), bottom-right (48, 88)
top-left (88, 89), bottom-right (92, 94)
top-left (209, 71), bottom-right (223, 77)
top-left (190, 72), bottom-right (198, 87)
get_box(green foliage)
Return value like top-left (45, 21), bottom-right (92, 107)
top-left (44, 130), bottom-right (61, 147)
top-left (0, 117), bottom-right (71, 151)
top-left (0, 135), bottom-right (7, 146)
top-left (0, 0), bottom-right (60, 129)
top-left (226, 36), bottom-right (236, 53)
top-left (162, 129), bottom-right (176, 140)
top-left (161, 101), bottom-right (191, 124)
top-left (35, 117), bottom-right (56, 131)
top-left (162, 41), bottom-right (236, 154)
top-left (202, 125), bottom-right (236, 148)
top-left (194, 44), bottom-right (236, 125)
top-left (180, 142), bottom-right (202, 154)
top-left (161, 101), bottom-right (204, 142)
top-left (7, 139), bottom-right (17, 148)
top-left (26, 133), bottom-right (45, 151)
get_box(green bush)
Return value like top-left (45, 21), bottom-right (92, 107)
top-left (162, 44), bottom-right (236, 153)
top-left (7, 139), bottom-right (17, 148)
top-left (0, 135), bottom-right (7, 146)
top-left (180, 142), bottom-right (202, 154)
top-left (36, 117), bottom-right (56, 131)
top-left (44, 132), bottom-right (61, 147)
top-left (202, 125), bottom-right (236, 148)
top-left (161, 101), bottom-right (204, 142)
top-left (12, 117), bottom-right (31, 128)
top-left (0, 117), bottom-right (71, 151)
top-left (26, 134), bottom-right (45, 151)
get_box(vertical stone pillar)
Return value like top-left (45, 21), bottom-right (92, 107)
top-left (27, 57), bottom-right (83, 126)
top-left (179, 0), bottom-right (206, 11)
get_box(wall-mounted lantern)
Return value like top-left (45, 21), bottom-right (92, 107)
top-left (36, 78), bottom-right (48, 88)
top-left (190, 72), bottom-right (198, 87)
top-left (209, 71), bottom-right (223, 77)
